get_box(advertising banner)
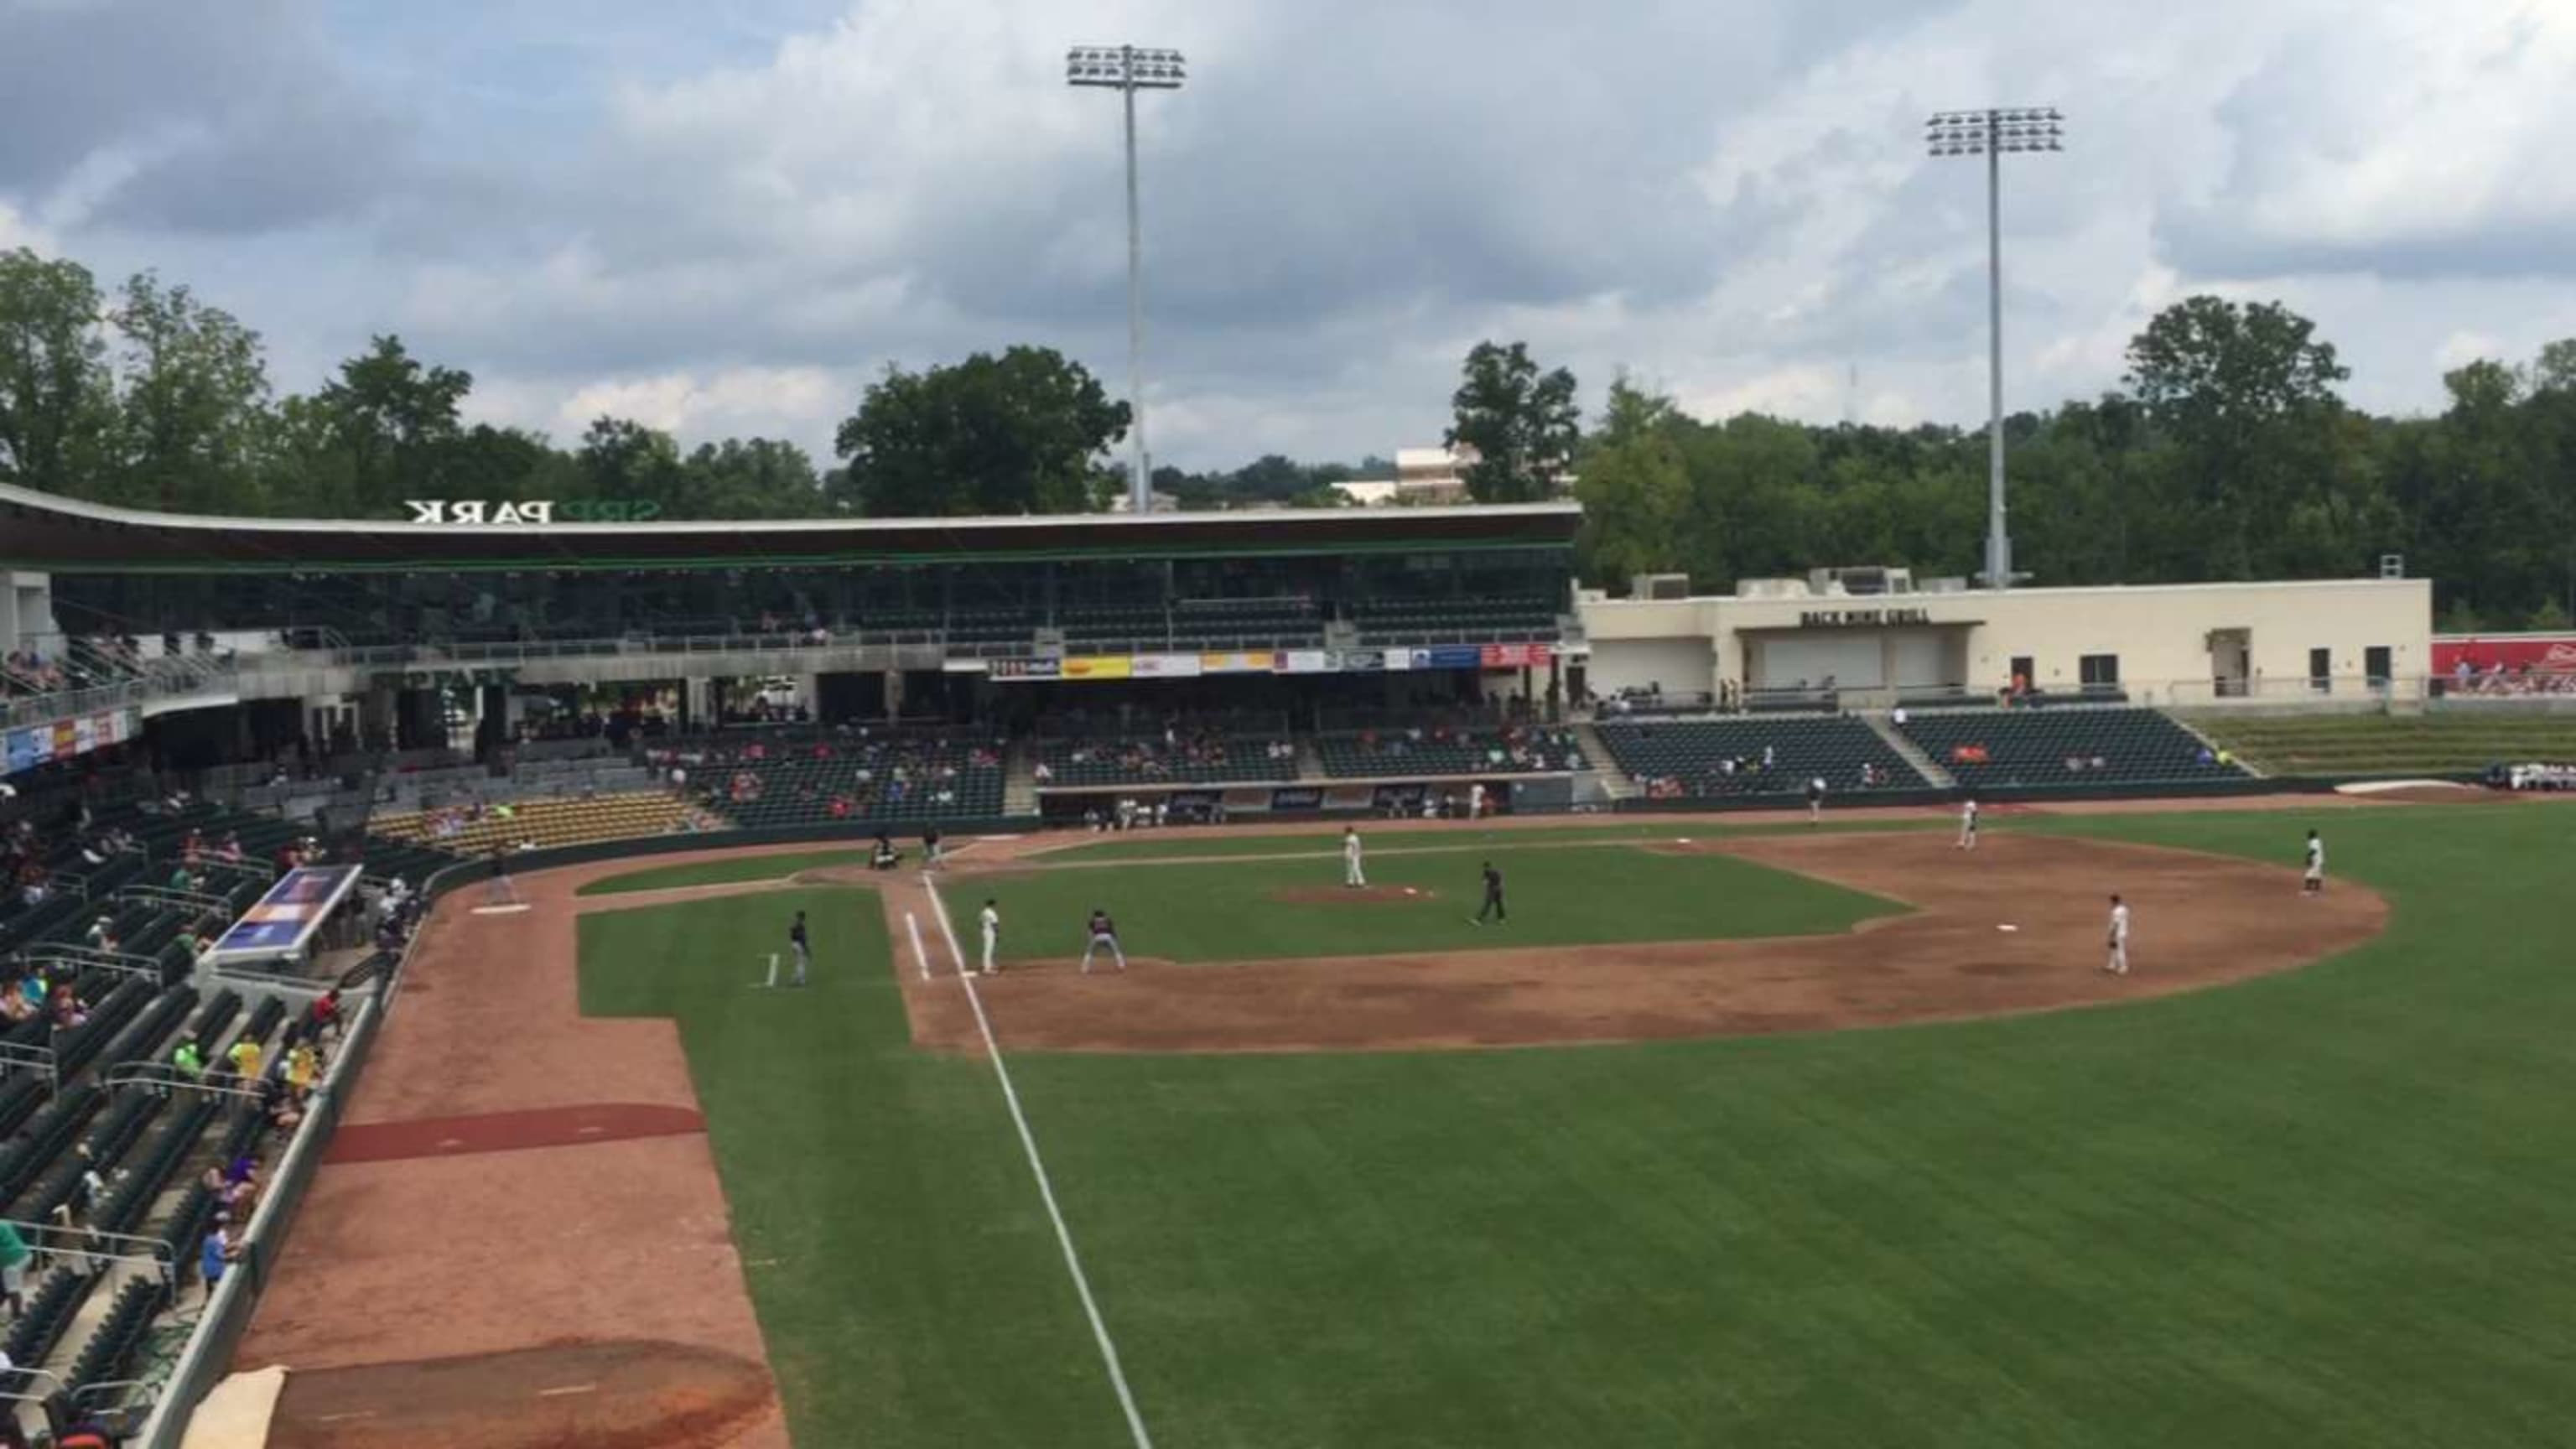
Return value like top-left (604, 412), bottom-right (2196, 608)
top-left (1199, 651), bottom-right (1279, 674)
top-left (1278, 650), bottom-right (1334, 675)
top-left (1130, 653), bottom-right (1203, 679)
top-left (205, 865), bottom-right (363, 963)
top-left (1413, 645), bottom-right (1484, 670)
top-left (1061, 656), bottom-right (1134, 682)
top-left (1331, 649), bottom-right (1385, 673)
top-left (1381, 650), bottom-right (1416, 672)
top-left (989, 658), bottom-right (1062, 681)
top-left (3, 729), bottom-right (39, 775)
top-left (1481, 642), bottom-right (1553, 668)
top-left (50, 720), bottom-right (75, 761)
top-left (2434, 636), bottom-right (2576, 676)
top-left (72, 715), bottom-right (96, 755)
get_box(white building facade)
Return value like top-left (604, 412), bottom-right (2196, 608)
top-left (1577, 576), bottom-right (2433, 708)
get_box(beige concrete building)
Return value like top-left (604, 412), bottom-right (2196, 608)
top-left (1576, 574), bottom-right (2433, 707)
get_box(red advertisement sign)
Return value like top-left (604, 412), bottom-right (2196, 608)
top-left (2433, 636), bottom-right (2576, 675)
top-left (1479, 643), bottom-right (1554, 668)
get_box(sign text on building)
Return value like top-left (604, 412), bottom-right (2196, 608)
top-left (402, 499), bottom-right (664, 525)
top-left (1797, 608), bottom-right (1931, 628)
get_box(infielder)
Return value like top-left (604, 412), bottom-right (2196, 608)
top-left (1079, 907), bottom-right (1127, 973)
top-left (1958, 797), bottom-right (1980, 849)
top-left (1471, 860), bottom-right (1506, 924)
top-left (1805, 776), bottom-right (1826, 825)
top-left (1343, 827), bottom-right (1367, 888)
top-left (485, 844), bottom-right (518, 905)
top-left (2103, 894), bottom-right (2130, 975)
top-left (2302, 829), bottom-right (2325, 896)
top-left (788, 909), bottom-right (811, 987)
top-left (979, 899), bottom-right (1000, 975)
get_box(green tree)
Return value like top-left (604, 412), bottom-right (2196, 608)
top-left (577, 417), bottom-right (687, 510)
top-left (1574, 377), bottom-right (1689, 588)
top-left (314, 335), bottom-right (475, 512)
top-left (1446, 340), bottom-right (1580, 503)
top-left (0, 247), bottom-right (112, 496)
top-left (102, 272), bottom-right (273, 513)
top-left (831, 346), bottom-right (1128, 517)
top-left (680, 437), bottom-right (828, 518)
top-left (2122, 297), bottom-right (2360, 579)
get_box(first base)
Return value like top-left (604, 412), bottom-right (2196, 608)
top-left (1997, 923), bottom-right (2020, 932)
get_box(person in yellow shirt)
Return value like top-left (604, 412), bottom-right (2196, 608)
top-left (286, 1043), bottom-right (320, 1099)
top-left (226, 1036), bottom-right (262, 1080)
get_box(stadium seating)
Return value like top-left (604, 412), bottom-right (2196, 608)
top-left (654, 730), bottom-right (1007, 828)
top-left (1037, 731), bottom-right (1298, 787)
top-left (1896, 708), bottom-right (2248, 790)
top-left (370, 792), bottom-right (705, 854)
top-left (1595, 717), bottom-right (1927, 799)
top-left (1316, 724), bottom-right (1586, 777)
top-left (1353, 596), bottom-right (1558, 646)
top-left (0, 792), bottom-right (327, 1443)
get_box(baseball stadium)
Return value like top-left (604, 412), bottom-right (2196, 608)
top-left (1, 480), bottom-right (2573, 1449)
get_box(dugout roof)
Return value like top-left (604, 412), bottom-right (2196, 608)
top-left (0, 484), bottom-right (1580, 574)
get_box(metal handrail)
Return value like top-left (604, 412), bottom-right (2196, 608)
top-left (96, 1064), bottom-right (272, 1102)
top-left (3, 1217), bottom-right (179, 1273)
top-left (0, 1041), bottom-right (58, 1092)
top-left (26, 948), bottom-right (164, 984)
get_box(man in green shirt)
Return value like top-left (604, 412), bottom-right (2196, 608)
top-left (0, 1218), bottom-right (29, 1317)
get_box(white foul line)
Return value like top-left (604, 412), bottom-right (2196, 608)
top-left (923, 878), bottom-right (1154, 1449)
top-left (904, 911), bottom-right (933, 982)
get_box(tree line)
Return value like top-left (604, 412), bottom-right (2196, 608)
top-left (1564, 301), bottom-right (2576, 630)
top-left (3, 244), bottom-right (2570, 626)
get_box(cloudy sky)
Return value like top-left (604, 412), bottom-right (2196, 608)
top-left (3, 0), bottom-right (2571, 470)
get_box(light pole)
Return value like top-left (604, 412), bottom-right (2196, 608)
top-left (1068, 44), bottom-right (1186, 514)
top-left (1926, 107), bottom-right (2063, 589)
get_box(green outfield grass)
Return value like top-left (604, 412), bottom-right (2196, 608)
top-left (584, 804), bottom-right (2576, 1448)
top-left (974, 843), bottom-right (1903, 962)
top-left (575, 847), bottom-right (871, 895)
top-left (1036, 814), bottom-right (1939, 864)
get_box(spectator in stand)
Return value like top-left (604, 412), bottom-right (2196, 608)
top-left (0, 1218), bottom-right (27, 1317)
top-left (287, 1041), bottom-right (322, 1101)
top-left (200, 1218), bottom-right (239, 1303)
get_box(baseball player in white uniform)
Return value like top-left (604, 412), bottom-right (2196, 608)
top-left (1805, 776), bottom-right (1826, 825)
top-left (2103, 894), bottom-right (2131, 975)
top-left (2301, 830), bottom-right (2324, 896)
top-left (1957, 798), bottom-right (1980, 849)
top-left (979, 899), bottom-right (1000, 975)
top-left (1343, 827), bottom-right (1366, 888)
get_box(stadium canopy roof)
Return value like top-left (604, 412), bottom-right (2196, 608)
top-left (0, 484), bottom-right (1580, 574)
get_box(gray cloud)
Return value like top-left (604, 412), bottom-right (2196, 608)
top-left (4, 0), bottom-right (2573, 469)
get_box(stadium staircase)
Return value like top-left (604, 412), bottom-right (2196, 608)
top-left (1294, 736), bottom-right (1327, 783)
top-left (1571, 720), bottom-right (1642, 802)
top-left (2163, 713), bottom-right (2262, 777)
top-left (1002, 741), bottom-right (1041, 817)
top-left (1868, 716), bottom-right (1956, 789)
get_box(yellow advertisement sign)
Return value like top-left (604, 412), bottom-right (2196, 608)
top-left (1060, 655), bottom-right (1133, 681)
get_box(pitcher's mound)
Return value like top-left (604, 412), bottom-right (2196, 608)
top-left (1270, 885), bottom-right (1438, 906)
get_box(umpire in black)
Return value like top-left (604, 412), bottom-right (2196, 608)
top-left (1472, 860), bottom-right (1507, 924)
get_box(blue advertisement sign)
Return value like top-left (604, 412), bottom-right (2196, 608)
top-left (206, 865), bottom-right (363, 963)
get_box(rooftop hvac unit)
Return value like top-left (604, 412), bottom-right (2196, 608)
top-left (1737, 577), bottom-right (1812, 600)
top-left (1629, 574), bottom-right (1692, 600)
top-left (1808, 565), bottom-right (1914, 596)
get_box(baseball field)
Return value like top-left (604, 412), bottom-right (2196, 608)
top-left (242, 797), bottom-right (2576, 1447)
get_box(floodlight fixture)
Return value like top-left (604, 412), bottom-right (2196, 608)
top-left (1067, 45), bottom-right (1189, 512)
top-left (1925, 107), bottom-right (2067, 590)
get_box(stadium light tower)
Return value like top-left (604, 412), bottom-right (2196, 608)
top-left (1926, 106), bottom-right (2063, 590)
top-left (1068, 44), bottom-right (1186, 514)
